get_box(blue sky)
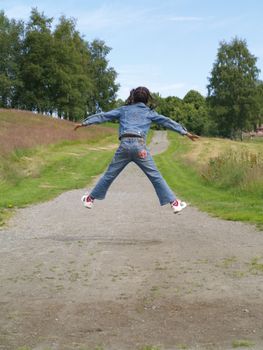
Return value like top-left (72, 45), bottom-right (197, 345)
top-left (1, 0), bottom-right (263, 100)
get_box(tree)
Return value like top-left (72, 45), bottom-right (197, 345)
top-left (182, 90), bottom-right (210, 135)
top-left (0, 11), bottom-right (24, 107)
top-left (153, 91), bottom-right (210, 135)
top-left (53, 16), bottom-right (93, 120)
top-left (19, 8), bottom-right (54, 112)
top-left (0, 10), bottom-right (119, 117)
top-left (207, 37), bottom-right (260, 139)
top-left (183, 90), bottom-right (205, 107)
top-left (254, 80), bottom-right (263, 128)
top-left (155, 94), bottom-right (183, 120)
top-left (152, 94), bottom-right (183, 130)
top-left (87, 39), bottom-right (119, 114)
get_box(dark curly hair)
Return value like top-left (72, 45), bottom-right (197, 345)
top-left (125, 86), bottom-right (154, 108)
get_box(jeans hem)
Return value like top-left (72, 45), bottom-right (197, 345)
top-left (90, 193), bottom-right (106, 200)
top-left (160, 197), bottom-right (176, 206)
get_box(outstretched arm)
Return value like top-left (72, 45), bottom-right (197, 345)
top-left (74, 108), bottom-right (121, 131)
top-left (150, 111), bottom-right (199, 141)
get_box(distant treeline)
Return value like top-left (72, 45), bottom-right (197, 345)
top-left (0, 9), bottom-right (118, 120)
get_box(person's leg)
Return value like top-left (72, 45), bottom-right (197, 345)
top-left (134, 149), bottom-right (176, 206)
top-left (90, 146), bottom-right (130, 200)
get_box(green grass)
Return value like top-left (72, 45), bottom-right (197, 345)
top-left (232, 339), bottom-right (255, 348)
top-left (0, 135), bottom-right (117, 226)
top-left (249, 257), bottom-right (263, 273)
top-left (1, 126), bottom-right (261, 228)
top-left (0, 121), bottom-right (154, 226)
top-left (154, 132), bottom-right (263, 228)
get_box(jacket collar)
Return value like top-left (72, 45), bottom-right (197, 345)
top-left (134, 102), bottom-right (146, 107)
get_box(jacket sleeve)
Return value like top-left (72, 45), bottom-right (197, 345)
top-left (150, 111), bottom-right (187, 135)
top-left (82, 108), bottom-right (121, 126)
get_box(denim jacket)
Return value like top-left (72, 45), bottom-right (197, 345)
top-left (82, 102), bottom-right (187, 139)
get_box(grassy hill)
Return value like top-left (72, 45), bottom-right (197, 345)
top-left (0, 109), bottom-right (118, 226)
top-left (155, 132), bottom-right (263, 228)
top-left (0, 109), bottom-right (115, 155)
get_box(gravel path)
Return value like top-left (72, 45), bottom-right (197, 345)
top-left (0, 131), bottom-right (263, 350)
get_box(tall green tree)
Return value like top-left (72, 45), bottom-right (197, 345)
top-left (0, 11), bottom-right (23, 107)
top-left (19, 8), bottom-right (54, 112)
top-left (207, 37), bottom-right (260, 139)
top-left (53, 16), bottom-right (93, 120)
top-left (87, 39), bottom-right (119, 114)
top-left (0, 9), bottom-right (119, 117)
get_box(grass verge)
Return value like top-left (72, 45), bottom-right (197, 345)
top-left (0, 126), bottom-right (153, 227)
top-left (0, 135), bottom-right (117, 226)
top-left (154, 132), bottom-right (263, 228)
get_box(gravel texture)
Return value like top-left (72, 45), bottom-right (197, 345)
top-left (0, 131), bottom-right (263, 350)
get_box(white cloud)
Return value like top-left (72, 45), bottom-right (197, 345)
top-left (75, 4), bottom-right (158, 32)
top-left (117, 82), bottom-right (188, 100)
top-left (2, 2), bottom-right (155, 30)
top-left (149, 82), bottom-right (186, 97)
top-left (73, 4), bottom-right (211, 32)
top-left (115, 64), bottom-right (187, 99)
top-left (2, 3), bottom-right (211, 32)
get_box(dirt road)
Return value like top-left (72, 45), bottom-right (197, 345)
top-left (0, 131), bottom-right (263, 350)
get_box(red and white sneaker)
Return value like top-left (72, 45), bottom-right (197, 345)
top-left (171, 199), bottom-right (187, 214)
top-left (81, 193), bottom-right (94, 209)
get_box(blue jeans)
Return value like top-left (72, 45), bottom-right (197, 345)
top-left (90, 137), bottom-right (176, 205)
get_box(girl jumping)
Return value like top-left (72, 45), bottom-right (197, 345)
top-left (74, 87), bottom-right (199, 213)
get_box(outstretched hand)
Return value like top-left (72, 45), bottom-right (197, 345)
top-left (186, 132), bottom-right (200, 141)
top-left (74, 123), bottom-right (83, 131)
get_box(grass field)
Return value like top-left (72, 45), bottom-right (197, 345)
top-left (0, 109), bottom-right (115, 154)
top-left (1, 109), bottom-right (262, 228)
top-left (0, 109), bottom-right (118, 226)
top-left (154, 132), bottom-right (263, 228)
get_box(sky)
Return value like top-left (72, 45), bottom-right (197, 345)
top-left (1, 0), bottom-right (263, 100)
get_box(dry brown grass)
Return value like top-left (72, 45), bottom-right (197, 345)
top-left (0, 109), bottom-right (116, 155)
top-left (183, 136), bottom-right (263, 167)
top-left (180, 135), bottom-right (263, 192)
